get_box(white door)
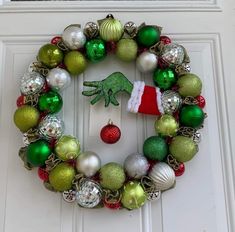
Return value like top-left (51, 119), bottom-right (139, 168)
top-left (0, 1), bottom-right (234, 232)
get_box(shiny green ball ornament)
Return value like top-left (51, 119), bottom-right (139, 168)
top-left (169, 136), bottom-right (198, 162)
top-left (116, 39), bottom-right (138, 62)
top-left (99, 162), bottom-right (126, 190)
top-left (49, 162), bottom-right (75, 192)
top-left (26, 139), bottom-right (52, 166)
top-left (177, 73), bottom-right (202, 97)
top-left (55, 135), bottom-right (80, 161)
top-left (85, 39), bottom-right (106, 63)
top-left (137, 26), bottom-right (160, 47)
top-left (155, 114), bottom-right (179, 137)
top-left (180, 105), bottom-right (205, 128)
top-left (14, 105), bottom-right (40, 132)
top-left (121, 181), bottom-right (147, 210)
top-left (153, 68), bottom-right (176, 90)
top-left (143, 136), bottom-right (168, 161)
top-left (64, 51), bottom-right (87, 75)
top-left (38, 91), bottom-right (63, 113)
top-left (37, 44), bottom-right (63, 68)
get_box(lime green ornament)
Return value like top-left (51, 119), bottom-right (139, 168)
top-left (27, 139), bottom-right (52, 166)
top-left (99, 162), bottom-right (126, 190)
top-left (121, 181), bottom-right (147, 210)
top-left (137, 26), bottom-right (160, 47)
top-left (169, 136), bottom-right (198, 162)
top-left (38, 91), bottom-right (63, 113)
top-left (85, 39), bottom-right (106, 63)
top-left (49, 162), bottom-right (75, 192)
top-left (99, 14), bottom-right (124, 42)
top-left (155, 115), bottom-right (179, 137)
top-left (14, 105), bottom-right (40, 132)
top-left (64, 51), bottom-right (87, 75)
top-left (177, 73), bottom-right (202, 97)
top-left (116, 38), bottom-right (138, 62)
top-left (180, 105), bottom-right (205, 128)
top-left (153, 68), bottom-right (176, 90)
top-left (55, 135), bottom-right (80, 161)
top-left (38, 44), bottom-right (63, 68)
top-left (143, 136), bottom-right (168, 161)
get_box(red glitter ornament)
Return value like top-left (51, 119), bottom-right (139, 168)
top-left (51, 36), bottom-right (62, 45)
top-left (38, 167), bottom-right (49, 181)
top-left (174, 163), bottom-right (185, 177)
top-left (137, 47), bottom-right (148, 56)
top-left (106, 41), bottom-right (117, 53)
top-left (104, 200), bottom-right (121, 210)
top-left (16, 95), bottom-right (25, 107)
top-left (160, 36), bottom-right (172, 45)
top-left (41, 81), bottom-right (50, 93)
top-left (196, 95), bottom-right (206, 108)
top-left (100, 121), bottom-right (121, 144)
top-left (158, 57), bottom-right (169, 69)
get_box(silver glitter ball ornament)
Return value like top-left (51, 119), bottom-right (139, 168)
top-left (147, 189), bottom-right (161, 201)
top-left (76, 151), bottom-right (101, 177)
top-left (192, 130), bottom-right (201, 143)
top-left (46, 68), bottom-right (71, 91)
top-left (76, 179), bottom-right (102, 208)
top-left (84, 22), bottom-right (99, 39)
top-left (149, 162), bottom-right (175, 191)
top-left (136, 51), bottom-right (158, 73)
top-left (161, 90), bottom-right (182, 114)
top-left (161, 43), bottom-right (185, 66)
top-left (38, 115), bottom-right (64, 141)
top-left (62, 24), bottom-right (86, 50)
top-left (20, 72), bottom-right (45, 96)
top-left (124, 153), bottom-right (149, 179)
top-left (62, 190), bottom-right (76, 203)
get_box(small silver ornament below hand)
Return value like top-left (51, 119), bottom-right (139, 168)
top-left (84, 22), bottom-right (99, 39)
top-left (124, 21), bottom-right (138, 38)
top-left (161, 90), bottom-right (182, 114)
top-left (63, 190), bottom-right (76, 203)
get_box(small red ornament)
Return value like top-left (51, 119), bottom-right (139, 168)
top-left (41, 81), bottom-right (51, 93)
top-left (157, 57), bottom-right (169, 69)
top-left (16, 95), bottom-right (25, 107)
top-left (100, 120), bottom-right (121, 144)
top-left (38, 167), bottom-right (49, 181)
top-left (196, 95), bottom-right (206, 108)
top-left (106, 41), bottom-right (117, 53)
top-left (58, 63), bottom-right (66, 69)
top-left (137, 47), bottom-right (148, 56)
top-left (174, 163), bottom-right (185, 177)
top-left (160, 36), bottom-right (172, 45)
top-left (103, 200), bottom-right (121, 210)
top-left (51, 36), bottom-right (62, 45)
top-left (147, 159), bottom-right (158, 173)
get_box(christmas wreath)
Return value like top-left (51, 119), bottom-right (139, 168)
top-left (13, 14), bottom-right (206, 210)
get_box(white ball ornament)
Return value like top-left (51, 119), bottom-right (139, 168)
top-left (46, 68), bottom-right (71, 91)
top-left (136, 51), bottom-right (158, 73)
top-left (76, 151), bottom-right (101, 177)
top-left (124, 153), bottom-right (149, 179)
top-left (62, 24), bottom-right (86, 50)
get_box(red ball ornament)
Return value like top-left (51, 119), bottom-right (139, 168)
top-left (160, 36), bottom-right (172, 45)
top-left (137, 47), bottom-right (148, 56)
top-left (38, 167), bottom-right (49, 181)
top-left (174, 163), bottom-right (185, 177)
top-left (16, 95), bottom-right (25, 107)
top-left (158, 57), bottom-right (169, 69)
top-left (41, 81), bottom-right (51, 93)
top-left (196, 95), bottom-right (206, 108)
top-left (106, 41), bottom-right (117, 53)
top-left (100, 121), bottom-right (121, 144)
top-left (104, 200), bottom-right (121, 210)
top-left (51, 36), bottom-right (62, 45)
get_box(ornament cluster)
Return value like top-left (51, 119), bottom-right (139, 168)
top-left (14, 14), bottom-right (206, 210)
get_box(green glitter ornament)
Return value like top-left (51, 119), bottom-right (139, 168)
top-left (143, 136), bottom-right (168, 161)
top-left (99, 162), bottom-right (126, 190)
top-left (38, 91), bottom-right (63, 113)
top-left (180, 105), bottom-right (205, 128)
top-left (170, 136), bottom-right (198, 162)
top-left (153, 68), bottom-right (176, 90)
top-left (85, 39), bottom-right (106, 63)
top-left (26, 139), bottom-right (52, 166)
top-left (137, 26), bottom-right (160, 47)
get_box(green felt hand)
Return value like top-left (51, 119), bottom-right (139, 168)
top-left (82, 72), bottom-right (133, 107)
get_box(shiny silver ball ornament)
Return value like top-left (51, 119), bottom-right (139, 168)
top-left (149, 162), bottom-right (175, 191)
top-left (62, 24), bottom-right (86, 50)
top-left (84, 22), bottom-right (99, 39)
top-left (161, 90), bottom-right (182, 114)
top-left (76, 151), bottom-right (101, 177)
top-left (20, 72), bottom-right (45, 96)
top-left (193, 130), bottom-right (201, 143)
top-left (46, 68), bottom-right (71, 91)
top-left (124, 153), bottom-right (149, 179)
top-left (136, 51), bottom-right (158, 73)
top-left (38, 115), bottom-right (64, 141)
top-left (62, 190), bottom-right (76, 203)
top-left (161, 43), bottom-right (185, 66)
top-left (76, 179), bottom-right (102, 208)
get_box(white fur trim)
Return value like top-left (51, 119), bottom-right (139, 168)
top-left (127, 81), bottom-right (145, 113)
top-left (156, 87), bottom-right (164, 114)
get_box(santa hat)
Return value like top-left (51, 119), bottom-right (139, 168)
top-left (127, 81), bottom-right (164, 115)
